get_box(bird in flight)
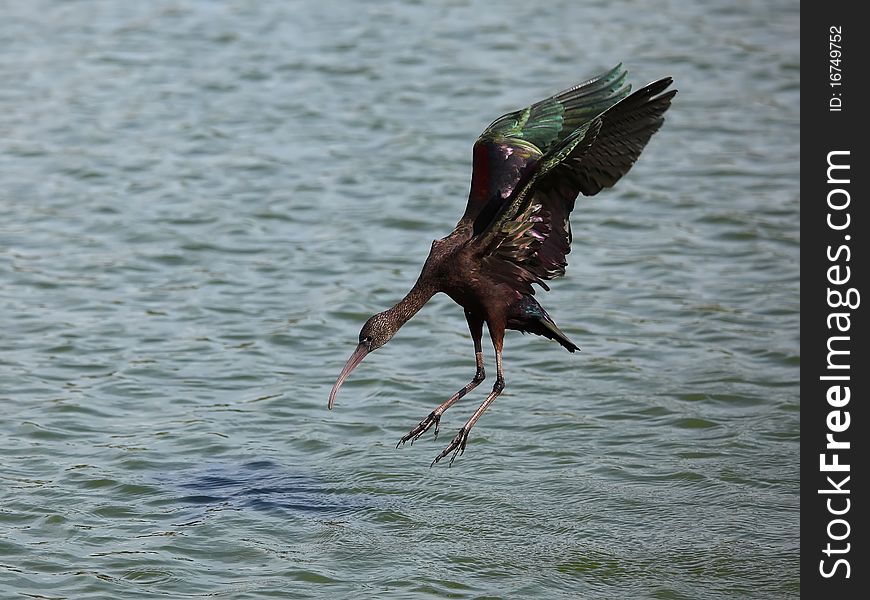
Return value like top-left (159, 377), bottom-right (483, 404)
top-left (329, 65), bottom-right (676, 466)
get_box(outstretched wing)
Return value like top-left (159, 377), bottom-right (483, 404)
top-left (457, 65), bottom-right (632, 234)
top-left (476, 76), bottom-right (677, 294)
top-left (482, 64), bottom-right (629, 154)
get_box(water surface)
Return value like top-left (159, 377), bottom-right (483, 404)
top-left (1, 1), bottom-right (799, 598)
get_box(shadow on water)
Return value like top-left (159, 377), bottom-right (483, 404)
top-left (167, 460), bottom-right (370, 517)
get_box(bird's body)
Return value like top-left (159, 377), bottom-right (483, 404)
top-left (398, 228), bottom-right (579, 352)
top-left (329, 65), bottom-right (676, 466)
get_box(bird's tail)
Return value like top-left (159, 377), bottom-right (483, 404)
top-left (509, 295), bottom-right (580, 353)
top-left (533, 316), bottom-right (580, 353)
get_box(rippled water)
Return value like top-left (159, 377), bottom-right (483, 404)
top-left (1, 1), bottom-right (799, 598)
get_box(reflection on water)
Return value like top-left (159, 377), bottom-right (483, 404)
top-left (172, 461), bottom-right (372, 515)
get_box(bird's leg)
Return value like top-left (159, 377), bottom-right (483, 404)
top-left (397, 351), bottom-right (484, 447)
top-left (397, 314), bottom-right (484, 448)
top-left (432, 328), bottom-right (505, 467)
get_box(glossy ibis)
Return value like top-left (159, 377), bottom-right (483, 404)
top-left (329, 65), bottom-right (676, 466)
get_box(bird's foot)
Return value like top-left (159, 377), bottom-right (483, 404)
top-left (396, 411), bottom-right (440, 448)
top-left (430, 427), bottom-right (469, 467)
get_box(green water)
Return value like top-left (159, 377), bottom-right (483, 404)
top-left (1, 0), bottom-right (799, 598)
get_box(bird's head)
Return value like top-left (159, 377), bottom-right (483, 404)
top-left (328, 310), bottom-right (398, 409)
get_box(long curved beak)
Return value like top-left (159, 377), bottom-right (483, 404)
top-left (328, 343), bottom-right (370, 410)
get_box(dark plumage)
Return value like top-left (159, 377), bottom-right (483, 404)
top-left (329, 65), bottom-right (676, 466)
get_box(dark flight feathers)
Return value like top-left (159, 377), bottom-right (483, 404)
top-left (460, 66), bottom-right (676, 295)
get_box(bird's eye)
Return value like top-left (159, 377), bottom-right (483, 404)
top-left (361, 336), bottom-right (373, 346)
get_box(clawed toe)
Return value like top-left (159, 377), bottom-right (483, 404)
top-left (396, 411), bottom-right (440, 448)
top-left (431, 427), bottom-right (469, 467)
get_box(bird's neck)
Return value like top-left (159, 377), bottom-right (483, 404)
top-left (389, 280), bottom-right (436, 329)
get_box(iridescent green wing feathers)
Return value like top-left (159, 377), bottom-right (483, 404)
top-left (480, 64), bottom-right (629, 153)
top-left (462, 65), bottom-right (633, 234)
top-left (475, 74), bottom-right (676, 295)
